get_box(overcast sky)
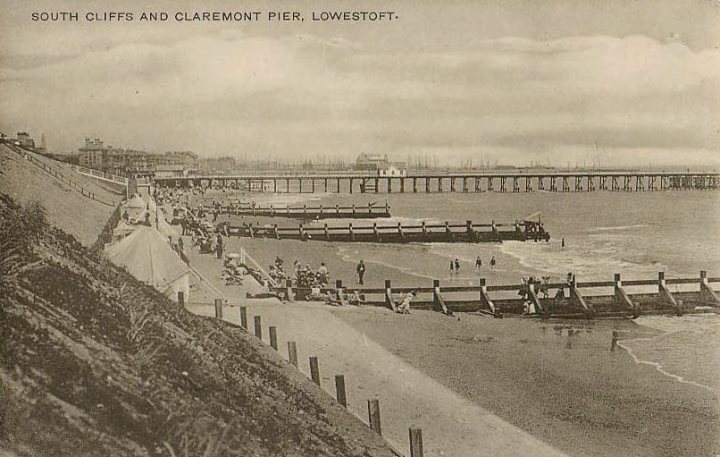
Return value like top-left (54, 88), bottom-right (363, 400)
top-left (1, 0), bottom-right (719, 167)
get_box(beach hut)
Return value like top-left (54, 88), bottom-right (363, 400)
top-left (105, 226), bottom-right (191, 302)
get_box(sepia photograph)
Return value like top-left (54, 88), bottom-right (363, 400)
top-left (1, 1), bottom-right (719, 456)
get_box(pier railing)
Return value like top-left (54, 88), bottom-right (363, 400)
top-left (155, 171), bottom-right (720, 194)
top-left (270, 271), bottom-right (720, 318)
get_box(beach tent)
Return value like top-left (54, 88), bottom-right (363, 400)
top-left (105, 226), bottom-right (191, 302)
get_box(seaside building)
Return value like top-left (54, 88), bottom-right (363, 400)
top-left (355, 153), bottom-right (408, 176)
top-left (15, 132), bottom-right (35, 149)
top-left (78, 137), bottom-right (198, 176)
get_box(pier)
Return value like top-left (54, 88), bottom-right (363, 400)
top-left (206, 202), bottom-right (392, 219)
top-left (221, 219), bottom-right (549, 243)
top-left (154, 171), bottom-right (720, 194)
top-left (271, 271), bottom-right (720, 318)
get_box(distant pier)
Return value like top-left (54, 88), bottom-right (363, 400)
top-left (221, 219), bottom-right (548, 243)
top-left (155, 171), bottom-right (720, 194)
top-left (207, 202), bottom-right (392, 219)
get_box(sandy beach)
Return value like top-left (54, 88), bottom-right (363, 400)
top-left (183, 238), bottom-right (719, 457)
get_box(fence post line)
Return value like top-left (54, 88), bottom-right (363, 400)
top-left (368, 399), bottom-right (382, 435)
top-left (287, 341), bottom-right (298, 367)
top-left (254, 316), bottom-right (262, 340)
top-left (240, 306), bottom-right (248, 329)
top-left (409, 427), bottom-right (424, 457)
top-left (335, 375), bottom-right (347, 407)
top-left (214, 298), bottom-right (223, 319)
top-left (309, 356), bottom-right (321, 386)
top-left (269, 326), bottom-right (278, 350)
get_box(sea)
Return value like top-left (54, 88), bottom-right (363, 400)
top-left (213, 189), bottom-right (720, 395)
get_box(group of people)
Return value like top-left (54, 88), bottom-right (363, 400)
top-left (450, 255), bottom-right (497, 273)
top-left (290, 259), bottom-right (332, 288)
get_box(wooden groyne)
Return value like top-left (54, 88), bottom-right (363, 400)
top-left (206, 202), bottom-right (392, 219)
top-left (154, 171), bottom-right (720, 194)
top-left (271, 271), bottom-right (720, 318)
top-left (221, 219), bottom-right (549, 243)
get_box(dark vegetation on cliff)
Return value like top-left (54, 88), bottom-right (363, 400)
top-left (0, 192), bottom-right (395, 457)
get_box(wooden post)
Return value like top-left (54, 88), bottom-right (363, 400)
top-left (240, 306), bottom-right (248, 329)
top-left (214, 299), bottom-right (223, 319)
top-left (254, 315), bottom-right (262, 339)
top-left (287, 341), bottom-right (298, 367)
top-left (309, 356), bottom-right (320, 385)
top-left (269, 326), bottom-right (278, 350)
top-left (409, 428), bottom-right (424, 457)
top-left (368, 399), bottom-right (382, 435)
top-left (432, 279), bottom-right (440, 311)
top-left (177, 291), bottom-right (185, 306)
top-left (385, 280), bottom-right (395, 311)
top-left (335, 375), bottom-right (347, 407)
top-left (286, 279), bottom-right (294, 302)
top-left (611, 330), bottom-right (619, 351)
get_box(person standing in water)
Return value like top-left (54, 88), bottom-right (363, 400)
top-left (475, 256), bottom-right (482, 269)
top-left (490, 256), bottom-right (496, 269)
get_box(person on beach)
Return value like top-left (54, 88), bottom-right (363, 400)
top-left (356, 260), bottom-right (366, 285)
top-left (450, 259), bottom-right (455, 273)
top-left (318, 262), bottom-right (329, 286)
top-left (454, 258), bottom-right (461, 272)
top-left (490, 256), bottom-right (496, 269)
top-left (475, 256), bottom-right (482, 269)
top-left (396, 290), bottom-right (416, 314)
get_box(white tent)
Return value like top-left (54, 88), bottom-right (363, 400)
top-left (106, 226), bottom-right (191, 303)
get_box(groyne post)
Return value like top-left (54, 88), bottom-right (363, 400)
top-left (335, 375), bottom-right (347, 407)
top-left (287, 341), bottom-right (298, 367)
top-left (479, 278), bottom-right (497, 315)
top-left (385, 280), bottom-right (396, 311)
top-left (335, 279), bottom-right (345, 304)
top-left (611, 330), bottom-right (619, 351)
top-left (240, 306), bottom-right (248, 329)
top-left (614, 273), bottom-right (638, 317)
top-left (700, 270), bottom-right (720, 304)
top-left (254, 315), bottom-right (262, 340)
top-left (657, 272), bottom-right (680, 315)
top-left (368, 399), bottom-right (382, 435)
top-left (177, 291), bottom-right (185, 306)
top-left (214, 298), bottom-right (223, 319)
top-left (269, 326), bottom-right (278, 350)
top-left (432, 280), bottom-right (441, 312)
top-left (309, 356), bottom-right (321, 385)
top-left (286, 279), bottom-right (295, 302)
top-left (409, 428), bottom-right (424, 457)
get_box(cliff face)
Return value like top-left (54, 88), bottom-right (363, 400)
top-left (0, 192), bottom-right (396, 457)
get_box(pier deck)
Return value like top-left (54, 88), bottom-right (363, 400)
top-left (155, 171), bottom-right (720, 194)
top-left (206, 202), bottom-right (392, 219)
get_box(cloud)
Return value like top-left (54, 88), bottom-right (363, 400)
top-left (0, 32), bottom-right (718, 167)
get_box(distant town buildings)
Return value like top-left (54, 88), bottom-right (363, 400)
top-left (78, 137), bottom-right (198, 177)
top-left (355, 153), bottom-right (408, 176)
